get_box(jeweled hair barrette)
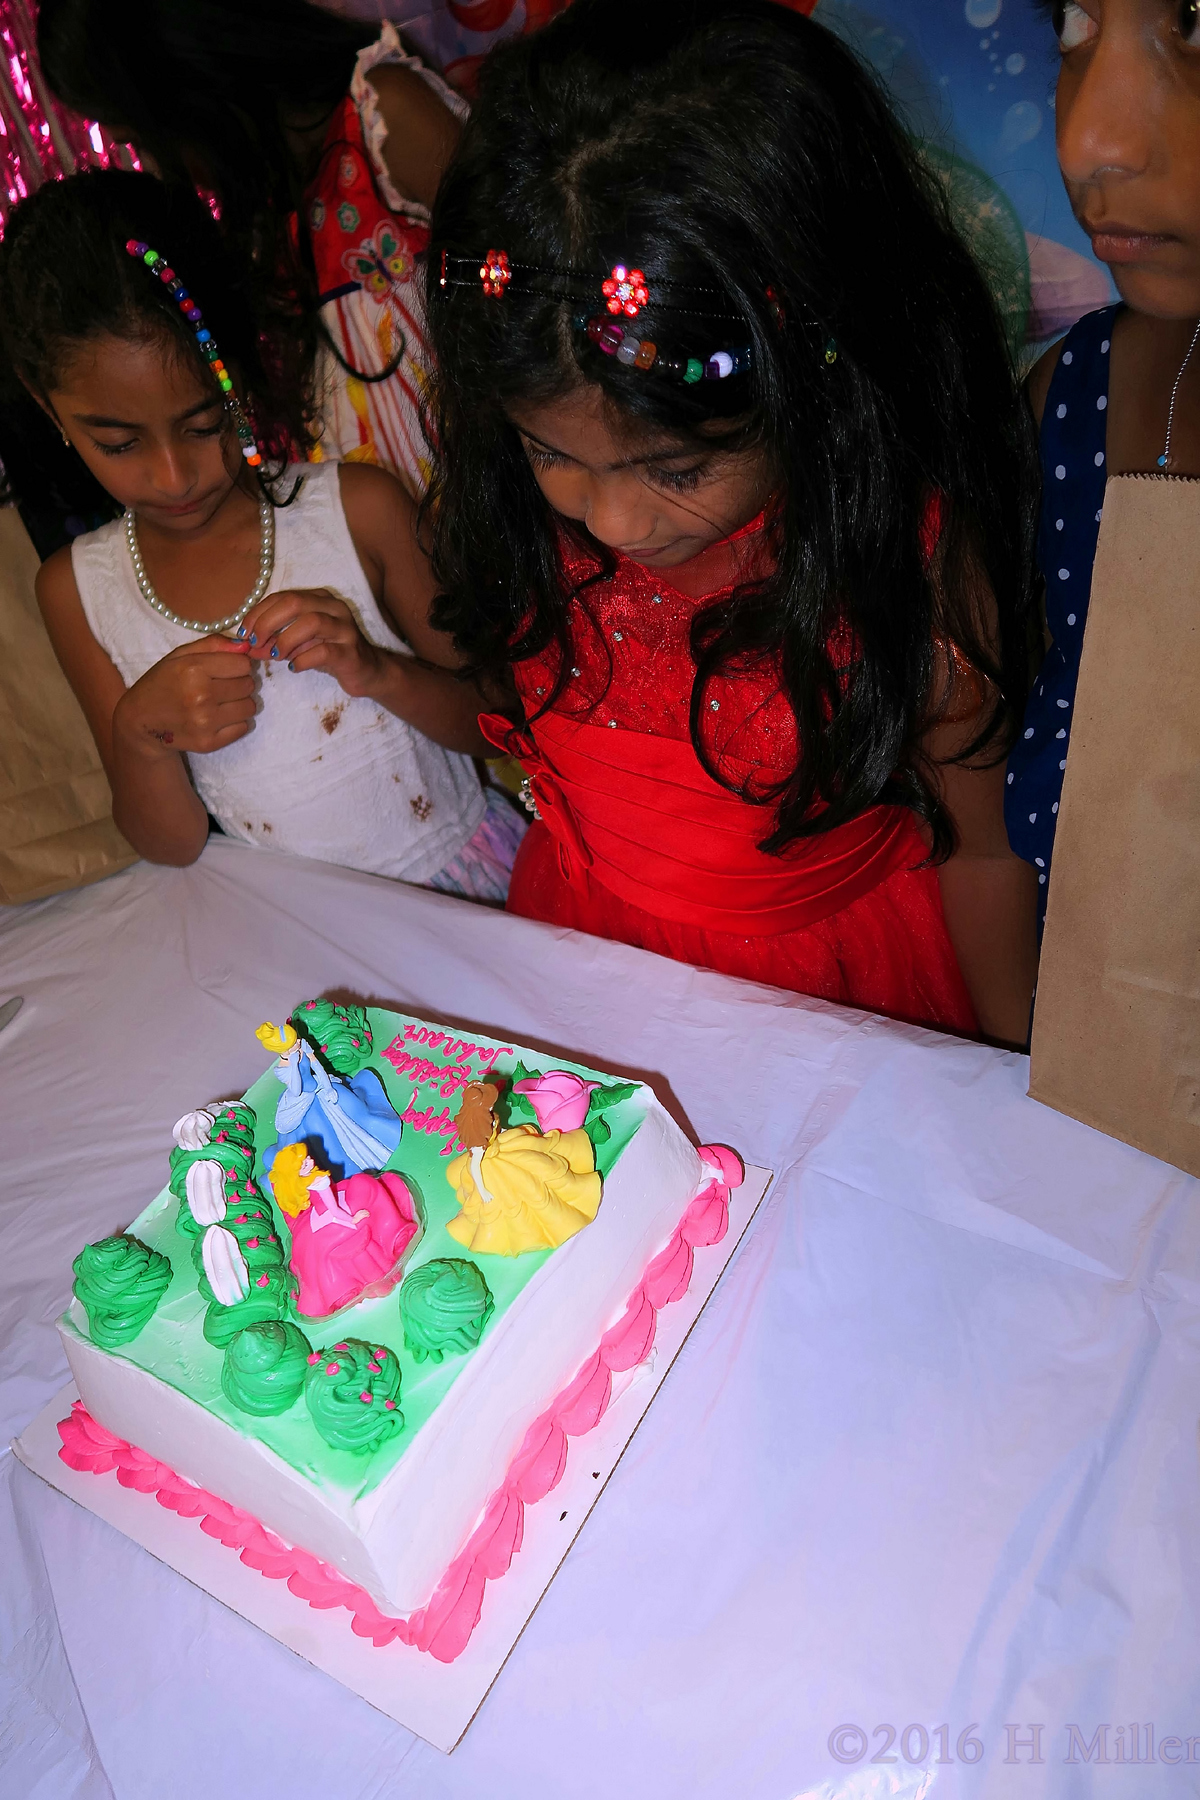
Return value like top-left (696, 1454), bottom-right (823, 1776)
top-left (123, 239), bottom-right (264, 466)
top-left (601, 264), bottom-right (648, 317)
top-left (438, 250), bottom-right (753, 382)
top-left (437, 250), bottom-right (740, 315)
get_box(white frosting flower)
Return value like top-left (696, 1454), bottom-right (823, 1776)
top-left (185, 1159), bottom-right (228, 1227)
top-left (173, 1108), bottom-right (216, 1151)
top-left (201, 1225), bottom-right (250, 1307)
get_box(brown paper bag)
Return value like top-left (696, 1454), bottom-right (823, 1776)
top-left (0, 506), bottom-right (137, 904)
top-left (1029, 474), bottom-right (1200, 1175)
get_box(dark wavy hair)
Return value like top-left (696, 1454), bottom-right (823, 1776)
top-left (36, 0), bottom-right (381, 439)
top-left (0, 169), bottom-right (298, 500)
top-left (424, 0), bottom-right (1038, 858)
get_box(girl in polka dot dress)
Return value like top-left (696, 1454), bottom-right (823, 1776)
top-left (425, 2), bottom-right (1043, 1044)
top-left (1008, 0), bottom-right (1200, 927)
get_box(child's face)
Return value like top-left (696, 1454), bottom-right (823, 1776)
top-left (507, 385), bottom-right (774, 569)
top-left (45, 331), bottom-right (243, 532)
top-left (1055, 0), bottom-right (1200, 316)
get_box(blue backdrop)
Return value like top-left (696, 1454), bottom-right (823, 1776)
top-left (815, 0), bottom-right (1113, 345)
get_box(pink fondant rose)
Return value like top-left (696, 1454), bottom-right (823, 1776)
top-left (513, 1070), bottom-right (600, 1134)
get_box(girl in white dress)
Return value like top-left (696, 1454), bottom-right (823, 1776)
top-left (0, 170), bottom-right (523, 895)
top-left (38, 0), bottom-right (468, 496)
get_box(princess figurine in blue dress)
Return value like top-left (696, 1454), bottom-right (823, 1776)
top-left (256, 1021), bottom-right (403, 1180)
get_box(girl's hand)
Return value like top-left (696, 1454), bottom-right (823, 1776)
top-left (237, 588), bottom-right (385, 699)
top-left (112, 636), bottom-right (257, 760)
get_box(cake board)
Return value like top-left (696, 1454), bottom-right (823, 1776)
top-left (13, 1164), bottom-right (772, 1753)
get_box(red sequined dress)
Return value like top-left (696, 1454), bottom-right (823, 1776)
top-left (480, 516), bottom-right (977, 1035)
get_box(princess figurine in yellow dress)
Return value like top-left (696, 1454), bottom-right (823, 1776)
top-left (444, 1082), bottom-right (601, 1258)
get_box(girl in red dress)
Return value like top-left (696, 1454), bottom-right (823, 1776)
top-left (424, 0), bottom-right (1042, 1043)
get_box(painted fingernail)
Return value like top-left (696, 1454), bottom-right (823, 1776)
top-left (236, 625), bottom-right (246, 638)
top-left (249, 633), bottom-right (257, 645)
top-left (270, 645), bottom-right (279, 659)
top-left (288, 662), bottom-right (295, 672)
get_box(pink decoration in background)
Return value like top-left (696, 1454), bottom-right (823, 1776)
top-left (58, 1145), bottom-right (743, 1664)
top-left (513, 1070), bottom-right (600, 1134)
top-left (0, 0), bottom-right (139, 234)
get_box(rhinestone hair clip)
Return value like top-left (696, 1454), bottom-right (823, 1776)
top-left (123, 239), bottom-right (263, 467)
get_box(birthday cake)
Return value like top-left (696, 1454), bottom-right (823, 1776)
top-left (58, 1001), bottom-right (742, 1662)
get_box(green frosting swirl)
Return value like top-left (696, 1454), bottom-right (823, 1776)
top-left (304, 1337), bottom-right (404, 1453)
top-left (193, 1195), bottom-right (287, 1301)
top-left (290, 999), bottom-right (372, 1075)
top-left (170, 1101), bottom-right (257, 1223)
top-left (202, 1264), bottom-right (296, 1346)
top-left (399, 1258), bottom-right (494, 1364)
top-left (222, 1194), bottom-right (282, 1245)
top-left (73, 1234), bottom-right (172, 1349)
top-left (221, 1321), bottom-right (311, 1415)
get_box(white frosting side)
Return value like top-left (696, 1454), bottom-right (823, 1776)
top-left (201, 1225), bottom-right (249, 1306)
top-left (61, 1097), bottom-right (704, 1613)
top-left (185, 1160), bottom-right (228, 1227)
top-left (360, 1099), bottom-right (703, 1608)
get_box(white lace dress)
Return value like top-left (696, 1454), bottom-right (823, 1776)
top-left (72, 462), bottom-right (523, 897)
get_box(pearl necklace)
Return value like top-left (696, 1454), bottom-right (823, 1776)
top-left (124, 499), bottom-right (275, 634)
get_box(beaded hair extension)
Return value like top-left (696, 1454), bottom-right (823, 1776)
top-left (120, 238), bottom-right (275, 638)
top-left (581, 311), bottom-right (752, 383)
top-left (123, 238), bottom-right (264, 465)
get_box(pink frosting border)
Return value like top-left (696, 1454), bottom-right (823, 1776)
top-left (59, 1144), bottom-right (743, 1664)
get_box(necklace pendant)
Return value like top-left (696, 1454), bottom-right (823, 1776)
top-left (1158, 454), bottom-right (1168, 468)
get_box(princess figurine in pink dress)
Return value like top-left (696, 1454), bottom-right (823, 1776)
top-left (269, 1141), bottom-right (419, 1318)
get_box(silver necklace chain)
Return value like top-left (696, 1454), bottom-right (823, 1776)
top-left (1159, 317), bottom-right (1200, 470)
top-left (124, 499), bottom-right (275, 633)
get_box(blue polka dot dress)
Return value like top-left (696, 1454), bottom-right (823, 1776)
top-left (1006, 303), bottom-right (1118, 931)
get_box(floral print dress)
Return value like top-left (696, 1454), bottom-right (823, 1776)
top-left (305, 24), bottom-right (467, 497)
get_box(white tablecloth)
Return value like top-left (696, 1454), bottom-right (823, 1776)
top-left (2, 838), bottom-right (1197, 1800)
